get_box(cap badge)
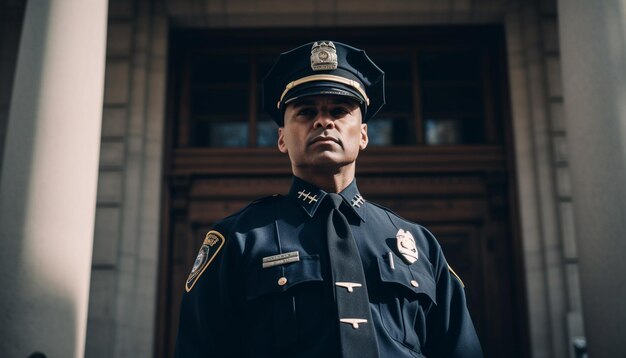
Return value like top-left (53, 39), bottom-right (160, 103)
top-left (396, 229), bottom-right (418, 264)
top-left (311, 41), bottom-right (338, 71)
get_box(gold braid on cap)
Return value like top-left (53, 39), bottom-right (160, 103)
top-left (277, 74), bottom-right (370, 109)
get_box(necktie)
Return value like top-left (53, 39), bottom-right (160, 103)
top-left (325, 193), bottom-right (380, 358)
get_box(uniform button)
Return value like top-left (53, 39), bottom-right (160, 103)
top-left (410, 280), bottom-right (419, 287)
top-left (278, 277), bottom-right (288, 286)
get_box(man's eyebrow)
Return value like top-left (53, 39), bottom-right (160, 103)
top-left (290, 99), bottom-right (316, 107)
top-left (331, 98), bottom-right (360, 106)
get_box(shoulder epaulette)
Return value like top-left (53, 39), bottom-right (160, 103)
top-left (216, 194), bottom-right (282, 224)
top-left (368, 201), bottom-right (417, 226)
top-left (250, 193), bottom-right (282, 205)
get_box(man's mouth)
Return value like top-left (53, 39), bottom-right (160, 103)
top-left (308, 135), bottom-right (341, 147)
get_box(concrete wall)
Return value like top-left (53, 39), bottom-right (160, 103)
top-left (165, 0), bottom-right (506, 27)
top-left (505, 1), bottom-right (583, 356)
top-left (558, 0), bottom-right (626, 356)
top-left (85, 0), bottom-right (168, 356)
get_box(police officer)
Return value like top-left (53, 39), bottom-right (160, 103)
top-left (176, 41), bottom-right (483, 358)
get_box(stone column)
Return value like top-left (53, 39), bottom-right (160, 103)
top-left (0, 0), bottom-right (108, 357)
top-left (557, 0), bottom-right (626, 357)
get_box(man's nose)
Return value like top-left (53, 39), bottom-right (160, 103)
top-left (313, 112), bottom-right (335, 129)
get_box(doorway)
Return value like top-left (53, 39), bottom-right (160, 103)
top-left (156, 26), bottom-right (527, 358)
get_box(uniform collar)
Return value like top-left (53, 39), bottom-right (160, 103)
top-left (288, 176), bottom-right (366, 222)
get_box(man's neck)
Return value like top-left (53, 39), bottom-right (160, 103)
top-left (293, 164), bottom-right (355, 193)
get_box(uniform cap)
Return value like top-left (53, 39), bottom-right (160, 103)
top-left (263, 41), bottom-right (385, 126)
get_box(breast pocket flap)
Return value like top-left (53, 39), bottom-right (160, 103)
top-left (247, 255), bottom-right (323, 301)
top-left (377, 256), bottom-right (437, 304)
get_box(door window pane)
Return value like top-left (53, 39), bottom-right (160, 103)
top-left (419, 51), bottom-right (486, 145)
top-left (177, 36), bottom-right (500, 148)
top-left (367, 118), bottom-right (394, 146)
top-left (188, 53), bottom-right (250, 147)
top-left (257, 119), bottom-right (279, 147)
top-left (368, 53), bottom-right (415, 145)
top-left (191, 120), bottom-right (249, 147)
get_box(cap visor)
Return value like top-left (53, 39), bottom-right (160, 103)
top-left (283, 81), bottom-right (365, 106)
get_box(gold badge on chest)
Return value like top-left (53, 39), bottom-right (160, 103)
top-left (396, 229), bottom-right (418, 264)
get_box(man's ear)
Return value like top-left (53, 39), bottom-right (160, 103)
top-left (278, 127), bottom-right (288, 153)
top-left (360, 123), bottom-right (369, 150)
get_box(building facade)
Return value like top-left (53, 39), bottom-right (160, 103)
top-left (2, 0), bottom-right (625, 357)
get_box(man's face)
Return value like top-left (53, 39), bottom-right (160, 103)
top-left (278, 95), bottom-right (368, 172)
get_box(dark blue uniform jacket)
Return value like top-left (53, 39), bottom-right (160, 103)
top-left (176, 177), bottom-right (483, 357)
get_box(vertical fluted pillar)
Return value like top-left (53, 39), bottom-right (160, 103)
top-left (0, 0), bottom-right (108, 356)
top-left (558, 0), bottom-right (626, 356)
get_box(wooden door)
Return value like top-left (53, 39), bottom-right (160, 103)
top-left (156, 26), bottom-right (527, 358)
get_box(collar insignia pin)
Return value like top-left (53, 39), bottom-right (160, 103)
top-left (396, 229), bottom-right (418, 264)
top-left (351, 194), bottom-right (365, 208)
top-left (297, 190), bottom-right (318, 204)
top-left (311, 41), bottom-right (338, 71)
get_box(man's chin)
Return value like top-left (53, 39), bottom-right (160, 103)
top-left (298, 155), bottom-right (355, 171)
top-left (311, 152), bottom-right (344, 164)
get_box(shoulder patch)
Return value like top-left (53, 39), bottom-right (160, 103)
top-left (448, 265), bottom-right (465, 288)
top-left (185, 230), bottom-right (226, 292)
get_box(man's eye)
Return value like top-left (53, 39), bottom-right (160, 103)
top-left (297, 109), bottom-right (316, 117)
top-left (331, 108), bottom-right (350, 117)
